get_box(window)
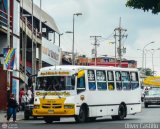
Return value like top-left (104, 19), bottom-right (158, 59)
top-left (36, 76), bottom-right (75, 91)
top-left (77, 73), bottom-right (86, 94)
top-left (96, 70), bottom-right (107, 90)
top-left (122, 71), bottom-right (131, 90)
top-left (88, 70), bottom-right (96, 90)
top-left (107, 71), bottom-right (115, 90)
top-left (115, 71), bottom-right (122, 90)
top-left (77, 76), bottom-right (85, 89)
top-left (130, 72), bottom-right (139, 90)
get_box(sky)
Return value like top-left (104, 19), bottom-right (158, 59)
top-left (34, 0), bottom-right (160, 75)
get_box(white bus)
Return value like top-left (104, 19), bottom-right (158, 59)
top-left (32, 65), bottom-right (141, 123)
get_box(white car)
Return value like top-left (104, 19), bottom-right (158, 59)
top-left (144, 87), bottom-right (160, 108)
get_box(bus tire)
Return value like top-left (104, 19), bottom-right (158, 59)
top-left (111, 115), bottom-right (118, 120)
top-left (117, 104), bottom-right (126, 120)
top-left (75, 106), bottom-right (88, 123)
top-left (24, 112), bottom-right (30, 120)
top-left (44, 117), bottom-right (53, 123)
top-left (88, 117), bottom-right (96, 122)
top-left (144, 103), bottom-right (148, 108)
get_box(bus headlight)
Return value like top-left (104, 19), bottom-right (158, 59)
top-left (64, 104), bottom-right (74, 109)
top-left (34, 105), bottom-right (40, 109)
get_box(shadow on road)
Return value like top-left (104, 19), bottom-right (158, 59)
top-left (40, 118), bottom-right (141, 125)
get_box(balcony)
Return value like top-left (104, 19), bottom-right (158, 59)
top-left (0, 9), bottom-right (12, 33)
top-left (20, 16), bottom-right (42, 44)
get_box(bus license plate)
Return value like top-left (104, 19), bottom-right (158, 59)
top-left (48, 110), bottom-right (54, 113)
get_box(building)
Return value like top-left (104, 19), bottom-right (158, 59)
top-left (0, 0), bottom-right (61, 110)
top-left (0, 0), bottom-right (20, 110)
top-left (77, 55), bottom-right (137, 68)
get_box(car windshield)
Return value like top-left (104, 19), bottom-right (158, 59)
top-left (36, 76), bottom-right (75, 91)
top-left (145, 88), bottom-right (160, 96)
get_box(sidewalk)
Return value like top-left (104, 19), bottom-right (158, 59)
top-left (0, 111), bottom-right (24, 123)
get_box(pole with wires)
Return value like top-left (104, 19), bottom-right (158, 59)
top-left (90, 36), bottom-right (101, 66)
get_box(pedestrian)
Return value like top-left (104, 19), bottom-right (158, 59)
top-left (19, 88), bottom-right (25, 110)
top-left (27, 87), bottom-right (33, 101)
top-left (7, 94), bottom-right (18, 122)
top-left (21, 92), bottom-right (29, 110)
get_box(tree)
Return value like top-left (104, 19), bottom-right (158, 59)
top-left (145, 68), bottom-right (153, 76)
top-left (126, 0), bottom-right (160, 14)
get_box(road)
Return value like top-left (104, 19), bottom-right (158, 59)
top-left (2, 104), bottom-right (160, 129)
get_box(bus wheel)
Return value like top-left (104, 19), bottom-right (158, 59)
top-left (75, 107), bottom-right (87, 123)
top-left (144, 103), bottom-right (148, 108)
top-left (44, 117), bottom-right (53, 123)
top-left (111, 115), bottom-right (118, 120)
top-left (117, 104), bottom-right (126, 120)
top-left (88, 117), bottom-right (96, 122)
top-left (24, 112), bottom-right (30, 120)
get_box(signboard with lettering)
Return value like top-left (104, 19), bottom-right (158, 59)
top-left (42, 37), bottom-right (62, 66)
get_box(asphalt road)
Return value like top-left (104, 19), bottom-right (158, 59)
top-left (2, 104), bottom-right (160, 129)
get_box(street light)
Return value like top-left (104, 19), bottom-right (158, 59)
top-left (147, 48), bottom-right (160, 76)
top-left (150, 49), bottom-right (155, 76)
top-left (72, 13), bottom-right (82, 65)
top-left (142, 41), bottom-right (155, 70)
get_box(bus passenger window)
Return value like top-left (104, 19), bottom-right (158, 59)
top-left (130, 72), bottom-right (139, 90)
top-left (89, 82), bottom-right (96, 90)
top-left (77, 77), bottom-right (85, 89)
top-left (107, 71), bottom-right (115, 91)
top-left (88, 70), bottom-right (96, 90)
top-left (115, 71), bottom-right (122, 90)
top-left (96, 70), bottom-right (107, 90)
top-left (122, 71), bottom-right (131, 90)
top-left (108, 82), bottom-right (115, 90)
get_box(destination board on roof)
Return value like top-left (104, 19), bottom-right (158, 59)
top-left (40, 71), bottom-right (70, 76)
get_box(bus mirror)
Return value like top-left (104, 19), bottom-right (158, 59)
top-left (77, 70), bottom-right (85, 78)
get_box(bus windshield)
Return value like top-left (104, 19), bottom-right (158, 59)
top-left (36, 76), bottom-right (75, 91)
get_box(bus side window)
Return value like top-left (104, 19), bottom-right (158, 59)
top-left (122, 71), bottom-right (131, 90)
top-left (96, 70), bottom-right (107, 90)
top-left (88, 70), bottom-right (96, 90)
top-left (107, 71), bottom-right (115, 91)
top-left (77, 76), bottom-right (85, 89)
top-left (130, 72), bottom-right (139, 90)
top-left (115, 71), bottom-right (122, 90)
top-left (77, 75), bottom-right (86, 94)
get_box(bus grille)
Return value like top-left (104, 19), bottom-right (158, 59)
top-left (42, 103), bottom-right (62, 109)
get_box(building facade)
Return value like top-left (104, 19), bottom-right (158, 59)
top-left (0, 0), bottom-right (61, 110)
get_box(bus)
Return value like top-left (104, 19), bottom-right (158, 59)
top-left (32, 65), bottom-right (141, 123)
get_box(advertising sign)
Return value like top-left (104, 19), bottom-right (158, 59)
top-left (42, 37), bottom-right (61, 65)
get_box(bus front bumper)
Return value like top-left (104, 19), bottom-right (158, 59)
top-left (32, 108), bottom-right (75, 116)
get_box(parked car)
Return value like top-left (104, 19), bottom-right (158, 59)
top-left (144, 87), bottom-right (160, 108)
top-left (24, 98), bottom-right (35, 120)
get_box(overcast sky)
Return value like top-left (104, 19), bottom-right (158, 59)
top-left (34, 0), bottom-right (160, 75)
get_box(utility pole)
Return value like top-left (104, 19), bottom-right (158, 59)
top-left (114, 31), bottom-right (117, 67)
top-left (114, 17), bottom-right (127, 67)
top-left (90, 36), bottom-right (101, 66)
